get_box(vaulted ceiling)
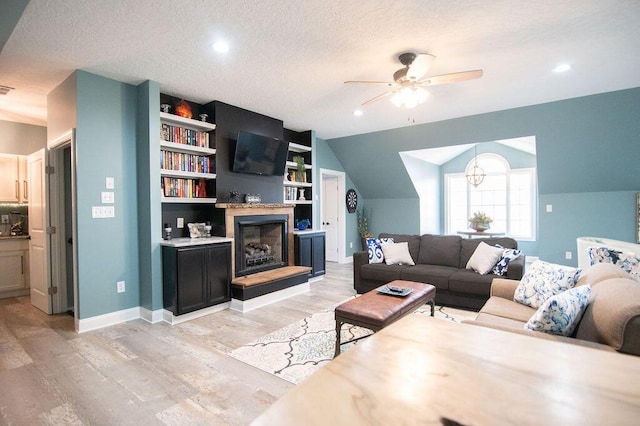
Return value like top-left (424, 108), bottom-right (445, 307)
top-left (1, 0), bottom-right (639, 139)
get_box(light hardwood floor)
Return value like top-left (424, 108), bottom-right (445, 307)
top-left (0, 262), bottom-right (356, 425)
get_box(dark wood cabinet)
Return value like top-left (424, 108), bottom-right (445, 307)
top-left (163, 242), bottom-right (231, 315)
top-left (295, 231), bottom-right (326, 278)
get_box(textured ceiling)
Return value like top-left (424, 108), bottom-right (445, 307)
top-left (1, 0), bottom-right (639, 139)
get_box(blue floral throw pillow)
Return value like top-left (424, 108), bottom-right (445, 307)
top-left (587, 246), bottom-right (640, 281)
top-left (514, 260), bottom-right (582, 309)
top-left (524, 285), bottom-right (591, 336)
top-left (366, 237), bottom-right (394, 264)
top-left (491, 247), bottom-right (522, 276)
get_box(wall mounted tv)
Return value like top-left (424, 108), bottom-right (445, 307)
top-left (232, 131), bottom-right (289, 176)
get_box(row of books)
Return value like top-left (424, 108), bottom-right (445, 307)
top-left (284, 186), bottom-right (302, 201)
top-left (160, 150), bottom-right (215, 174)
top-left (161, 123), bottom-right (210, 148)
top-left (161, 177), bottom-right (208, 198)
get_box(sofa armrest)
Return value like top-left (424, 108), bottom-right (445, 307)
top-left (506, 255), bottom-right (525, 280)
top-left (490, 278), bottom-right (520, 300)
top-left (353, 251), bottom-right (369, 293)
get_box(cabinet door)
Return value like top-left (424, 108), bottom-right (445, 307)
top-left (0, 154), bottom-right (19, 202)
top-left (18, 156), bottom-right (28, 202)
top-left (0, 251), bottom-right (26, 291)
top-left (206, 244), bottom-right (231, 306)
top-left (311, 234), bottom-right (326, 276)
top-left (296, 235), bottom-right (312, 268)
top-left (176, 247), bottom-right (207, 314)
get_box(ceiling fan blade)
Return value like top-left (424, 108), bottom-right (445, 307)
top-left (418, 69), bottom-right (483, 86)
top-left (362, 91), bottom-right (393, 106)
top-left (344, 80), bottom-right (395, 86)
top-left (406, 53), bottom-right (435, 80)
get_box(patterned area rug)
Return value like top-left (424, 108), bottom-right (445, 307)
top-left (229, 303), bottom-right (477, 384)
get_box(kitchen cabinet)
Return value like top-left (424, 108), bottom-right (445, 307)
top-left (295, 230), bottom-right (326, 278)
top-left (0, 154), bottom-right (28, 203)
top-left (162, 241), bottom-right (231, 315)
top-left (0, 238), bottom-right (30, 297)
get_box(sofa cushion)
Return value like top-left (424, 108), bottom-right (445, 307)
top-left (459, 237), bottom-right (518, 269)
top-left (587, 246), bottom-right (640, 281)
top-left (366, 237), bottom-right (394, 264)
top-left (398, 264), bottom-right (458, 290)
top-left (474, 312), bottom-right (528, 329)
top-left (466, 242), bottom-right (504, 274)
top-left (448, 269), bottom-right (496, 296)
top-left (360, 263), bottom-right (410, 283)
top-left (479, 296), bottom-right (536, 323)
top-left (381, 242), bottom-right (415, 265)
top-left (575, 278), bottom-right (640, 353)
top-left (524, 285), bottom-right (592, 336)
top-left (576, 262), bottom-right (634, 287)
top-left (513, 260), bottom-right (582, 309)
top-left (379, 233), bottom-right (421, 264)
top-left (418, 235), bottom-right (462, 267)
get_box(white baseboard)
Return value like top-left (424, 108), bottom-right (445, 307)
top-left (230, 282), bottom-right (311, 313)
top-left (0, 288), bottom-right (30, 299)
top-left (77, 307), bottom-right (141, 333)
top-left (140, 307), bottom-right (164, 324)
top-left (162, 302), bottom-right (230, 325)
top-left (308, 275), bottom-right (324, 283)
top-left (340, 256), bottom-right (353, 264)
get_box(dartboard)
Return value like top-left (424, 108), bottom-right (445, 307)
top-left (346, 189), bottom-right (358, 213)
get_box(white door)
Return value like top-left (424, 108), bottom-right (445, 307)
top-left (28, 149), bottom-right (51, 314)
top-left (322, 176), bottom-right (339, 262)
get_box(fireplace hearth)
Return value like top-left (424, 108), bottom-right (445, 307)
top-left (234, 214), bottom-right (288, 276)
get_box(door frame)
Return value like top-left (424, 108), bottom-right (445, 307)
top-left (319, 168), bottom-right (347, 263)
top-left (48, 129), bottom-right (78, 320)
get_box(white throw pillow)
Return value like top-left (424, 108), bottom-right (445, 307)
top-left (381, 242), bottom-right (415, 265)
top-left (466, 242), bottom-right (504, 275)
top-left (524, 285), bottom-right (591, 336)
top-left (514, 260), bottom-right (582, 309)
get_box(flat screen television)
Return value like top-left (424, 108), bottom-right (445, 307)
top-left (232, 131), bottom-right (289, 176)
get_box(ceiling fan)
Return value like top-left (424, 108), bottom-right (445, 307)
top-left (345, 52), bottom-right (483, 108)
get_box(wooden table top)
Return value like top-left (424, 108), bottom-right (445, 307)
top-left (252, 316), bottom-right (640, 425)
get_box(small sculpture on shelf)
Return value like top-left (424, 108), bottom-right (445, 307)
top-left (298, 188), bottom-right (306, 200)
top-left (227, 190), bottom-right (241, 203)
top-left (160, 104), bottom-right (171, 113)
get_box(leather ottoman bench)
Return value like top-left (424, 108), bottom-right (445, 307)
top-left (334, 280), bottom-right (436, 357)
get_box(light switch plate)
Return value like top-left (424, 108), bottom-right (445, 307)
top-left (92, 206), bottom-right (115, 218)
top-left (117, 280), bottom-right (125, 293)
top-left (106, 177), bottom-right (115, 189)
top-left (546, 204), bottom-right (553, 213)
top-left (101, 191), bottom-right (115, 203)
top-left (177, 217), bottom-right (184, 228)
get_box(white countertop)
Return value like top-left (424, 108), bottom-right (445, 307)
top-left (160, 236), bottom-right (233, 247)
top-left (293, 229), bottom-right (326, 235)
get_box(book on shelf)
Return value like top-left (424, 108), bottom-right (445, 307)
top-left (160, 123), bottom-right (210, 148)
top-left (160, 150), bottom-right (215, 173)
top-left (161, 177), bottom-right (208, 198)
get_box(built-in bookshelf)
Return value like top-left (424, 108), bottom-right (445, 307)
top-left (160, 112), bottom-right (217, 203)
top-left (283, 142), bottom-right (313, 205)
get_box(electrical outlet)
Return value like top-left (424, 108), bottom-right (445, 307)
top-left (565, 251), bottom-right (572, 260)
top-left (1, 215), bottom-right (8, 224)
top-left (177, 217), bottom-right (184, 228)
top-left (117, 281), bottom-right (125, 293)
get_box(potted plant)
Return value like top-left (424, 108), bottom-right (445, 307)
top-left (468, 211), bottom-right (493, 232)
top-left (357, 208), bottom-right (373, 250)
top-left (293, 155), bottom-right (306, 182)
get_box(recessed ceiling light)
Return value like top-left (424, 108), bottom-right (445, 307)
top-left (553, 63), bottom-right (571, 73)
top-left (353, 109), bottom-right (363, 117)
top-left (212, 41), bottom-right (229, 53)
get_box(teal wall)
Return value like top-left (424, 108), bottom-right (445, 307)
top-left (136, 80), bottom-right (163, 312)
top-left (75, 71), bottom-right (140, 318)
top-left (315, 137), bottom-right (362, 257)
top-left (326, 88), bottom-right (640, 265)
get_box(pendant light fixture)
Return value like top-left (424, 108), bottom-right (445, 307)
top-left (466, 144), bottom-right (485, 187)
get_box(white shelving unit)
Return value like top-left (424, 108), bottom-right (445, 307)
top-left (283, 143), bottom-right (312, 205)
top-left (160, 112), bottom-right (217, 204)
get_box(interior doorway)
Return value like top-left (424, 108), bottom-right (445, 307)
top-left (47, 130), bottom-right (77, 318)
top-left (320, 169), bottom-right (346, 263)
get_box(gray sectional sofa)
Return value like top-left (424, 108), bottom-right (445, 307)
top-left (353, 233), bottom-right (525, 310)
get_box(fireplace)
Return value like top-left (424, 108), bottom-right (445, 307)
top-left (234, 214), bottom-right (288, 276)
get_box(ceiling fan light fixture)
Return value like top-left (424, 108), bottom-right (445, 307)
top-left (390, 85), bottom-right (429, 108)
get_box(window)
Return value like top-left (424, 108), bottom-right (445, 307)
top-left (445, 154), bottom-right (536, 240)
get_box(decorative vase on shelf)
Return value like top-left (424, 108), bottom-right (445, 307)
top-left (470, 222), bottom-right (490, 232)
top-left (298, 188), bottom-right (306, 201)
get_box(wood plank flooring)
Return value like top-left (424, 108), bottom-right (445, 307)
top-left (0, 262), bottom-right (355, 425)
